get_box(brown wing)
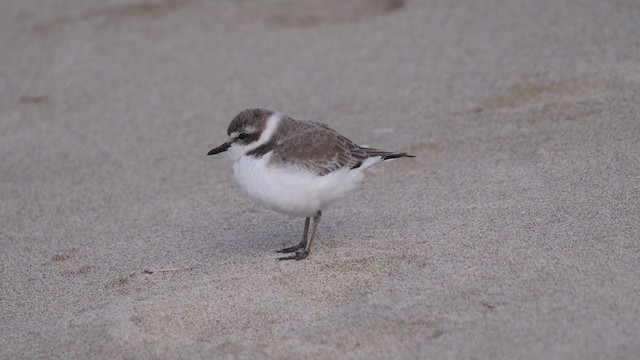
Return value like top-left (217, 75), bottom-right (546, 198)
top-left (270, 128), bottom-right (369, 176)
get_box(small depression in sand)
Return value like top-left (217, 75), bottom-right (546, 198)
top-left (233, 0), bottom-right (406, 26)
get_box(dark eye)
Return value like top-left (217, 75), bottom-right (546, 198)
top-left (238, 133), bottom-right (249, 140)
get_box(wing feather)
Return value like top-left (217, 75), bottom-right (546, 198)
top-left (271, 128), bottom-right (367, 176)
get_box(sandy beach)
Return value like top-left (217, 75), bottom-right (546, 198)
top-left (1, 0), bottom-right (639, 358)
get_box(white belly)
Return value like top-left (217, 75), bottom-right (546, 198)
top-left (232, 153), bottom-right (366, 217)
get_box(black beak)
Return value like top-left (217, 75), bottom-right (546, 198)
top-left (207, 142), bottom-right (230, 155)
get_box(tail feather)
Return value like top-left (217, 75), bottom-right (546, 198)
top-left (349, 147), bottom-right (415, 170)
top-left (381, 152), bottom-right (415, 160)
top-left (361, 147), bottom-right (415, 160)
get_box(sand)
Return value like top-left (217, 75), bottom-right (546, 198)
top-left (1, 0), bottom-right (639, 358)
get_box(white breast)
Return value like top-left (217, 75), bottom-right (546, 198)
top-left (232, 153), bottom-right (367, 218)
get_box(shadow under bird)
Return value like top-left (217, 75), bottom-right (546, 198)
top-left (208, 108), bottom-right (414, 260)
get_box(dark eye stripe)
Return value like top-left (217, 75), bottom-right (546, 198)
top-left (241, 133), bottom-right (261, 144)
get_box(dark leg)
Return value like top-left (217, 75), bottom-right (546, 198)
top-left (276, 217), bottom-right (309, 254)
top-left (279, 211), bottom-right (321, 261)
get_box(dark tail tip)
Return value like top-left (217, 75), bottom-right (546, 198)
top-left (383, 153), bottom-right (415, 160)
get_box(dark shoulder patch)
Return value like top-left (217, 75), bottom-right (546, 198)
top-left (247, 140), bottom-right (277, 157)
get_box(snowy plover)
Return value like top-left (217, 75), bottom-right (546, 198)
top-left (208, 108), bottom-right (414, 260)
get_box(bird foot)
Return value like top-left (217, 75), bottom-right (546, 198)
top-left (276, 242), bottom-right (306, 254)
top-left (277, 250), bottom-right (309, 261)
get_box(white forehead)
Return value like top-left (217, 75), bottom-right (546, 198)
top-left (229, 125), bottom-right (258, 138)
top-left (228, 112), bottom-right (282, 138)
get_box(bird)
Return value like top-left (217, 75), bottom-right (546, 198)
top-left (207, 108), bottom-right (414, 260)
